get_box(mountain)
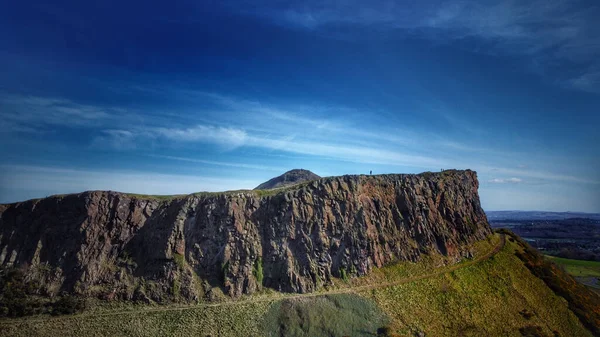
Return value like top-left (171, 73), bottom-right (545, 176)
top-left (254, 169), bottom-right (321, 190)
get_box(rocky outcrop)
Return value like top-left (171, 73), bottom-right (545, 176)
top-left (0, 170), bottom-right (491, 302)
top-left (255, 169), bottom-right (321, 190)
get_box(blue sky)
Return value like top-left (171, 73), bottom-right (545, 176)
top-left (0, 0), bottom-right (599, 212)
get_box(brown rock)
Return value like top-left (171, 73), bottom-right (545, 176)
top-left (0, 170), bottom-right (491, 301)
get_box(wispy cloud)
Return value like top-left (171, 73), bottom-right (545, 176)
top-left (92, 129), bottom-right (138, 150)
top-left (0, 93), bottom-right (112, 129)
top-left (154, 125), bottom-right (248, 149)
top-left (5, 90), bottom-right (596, 192)
top-left (238, 0), bottom-right (600, 93)
top-left (100, 123), bottom-right (444, 168)
top-left (85, 92), bottom-right (596, 185)
top-left (96, 125), bottom-right (249, 151)
top-left (133, 88), bottom-right (429, 148)
top-left (147, 154), bottom-right (284, 172)
top-left (479, 166), bottom-right (600, 185)
top-left (425, 1), bottom-right (580, 46)
top-left (567, 69), bottom-right (600, 93)
top-left (246, 134), bottom-right (443, 168)
top-left (488, 177), bottom-right (522, 184)
top-left (422, 1), bottom-right (599, 91)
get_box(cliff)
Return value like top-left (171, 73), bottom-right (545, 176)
top-left (0, 170), bottom-right (491, 302)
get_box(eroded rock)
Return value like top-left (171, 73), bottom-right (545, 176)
top-left (0, 170), bottom-right (491, 301)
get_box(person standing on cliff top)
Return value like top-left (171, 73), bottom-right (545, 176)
top-left (370, 170), bottom-right (372, 175)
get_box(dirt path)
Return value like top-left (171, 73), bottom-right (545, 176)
top-left (1, 234), bottom-right (505, 323)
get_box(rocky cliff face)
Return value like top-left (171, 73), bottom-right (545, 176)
top-left (0, 170), bottom-right (491, 302)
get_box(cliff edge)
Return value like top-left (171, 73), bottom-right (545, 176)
top-left (0, 169), bottom-right (491, 302)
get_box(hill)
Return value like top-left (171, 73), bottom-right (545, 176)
top-left (254, 169), bottom-right (321, 190)
top-left (0, 170), bottom-right (598, 336)
top-left (0, 170), bottom-right (490, 302)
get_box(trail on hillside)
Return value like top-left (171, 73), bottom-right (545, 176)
top-left (0, 234), bottom-right (505, 324)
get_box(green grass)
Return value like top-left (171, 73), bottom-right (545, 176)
top-left (261, 294), bottom-right (388, 337)
top-left (252, 258), bottom-right (264, 285)
top-left (0, 302), bottom-right (273, 337)
top-left (545, 256), bottom-right (600, 278)
top-left (355, 235), bottom-right (592, 337)
top-left (172, 253), bottom-right (185, 270)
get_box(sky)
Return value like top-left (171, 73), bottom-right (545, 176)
top-left (0, 0), bottom-right (599, 212)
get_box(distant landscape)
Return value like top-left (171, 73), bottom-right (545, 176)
top-left (489, 211), bottom-right (600, 293)
top-left (486, 211), bottom-right (600, 221)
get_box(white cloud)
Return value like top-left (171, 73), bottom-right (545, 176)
top-left (138, 89), bottom-right (427, 148)
top-left (0, 93), bottom-right (111, 128)
top-left (154, 125), bottom-right (248, 149)
top-left (488, 177), bottom-right (522, 184)
top-left (479, 166), bottom-right (599, 185)
top-left (246, 134), bottom-right (443, 168)
top-left (95, 124), bottom-right (249, 151)
top-left (96, 117), bottom-right (445, 168)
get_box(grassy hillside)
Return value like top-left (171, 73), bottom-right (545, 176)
top-left (0, 233), bottom-right (596, 337)
top-left (356, 233), bottom-right (592, 337)
top-left (509, 232), bottom-right (600, 336)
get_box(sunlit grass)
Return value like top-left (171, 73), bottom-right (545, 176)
top-left (355, 237), bottom-right (591, 337)
top-left (546, 256), bottom-right (600, 278)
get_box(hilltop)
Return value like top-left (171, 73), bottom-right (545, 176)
top-left (254, 169), bottom-right (321, 190)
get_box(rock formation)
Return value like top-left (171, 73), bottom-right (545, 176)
top-left (0, 170), bottom-right (491, 302)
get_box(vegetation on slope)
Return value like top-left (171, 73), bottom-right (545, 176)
top-left (0, 267), bottom-right (86, 318)
top-left (261, 294), bottom-right (388, 337)
top-left (353, 233), bottom-right (592, 337)
top-left (501, 230), bottom-right (600, 336)
top-left (0, 301), bottom-right (273, 337)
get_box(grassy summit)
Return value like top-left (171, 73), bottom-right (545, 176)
top-left (254, 169), bottom-right (321, 190)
